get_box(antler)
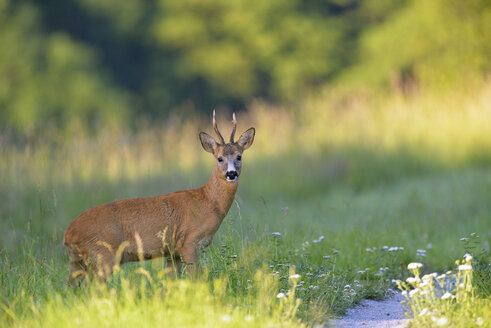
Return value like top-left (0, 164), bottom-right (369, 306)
top-left (213, 110), bottom-right (225, 145)
top-left (230, 112), bottom-right (237, 143)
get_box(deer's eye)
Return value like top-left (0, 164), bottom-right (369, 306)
top-left (217, 157), bottom-right (224, 162)
top-left (236, 155), bottom-right (242, 161)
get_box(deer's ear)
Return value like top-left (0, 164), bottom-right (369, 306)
top-left (238, 128), bottom-right (255, 150)
top-left (199, 132), bottom-right (217, 154)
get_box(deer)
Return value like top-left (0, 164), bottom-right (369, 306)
top-left (63, 111), bottom-right (255, 287)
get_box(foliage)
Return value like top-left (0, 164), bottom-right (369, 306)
top-left (0, 0), bottom-right (130, 133)
top-left (1, 0), bottom-right (490, 131)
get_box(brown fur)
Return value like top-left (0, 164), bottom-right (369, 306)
top-left (63, 117), bottom-right (254, 287)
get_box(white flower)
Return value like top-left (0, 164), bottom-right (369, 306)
top-left (476, 317), bottom-right (483, 326)
top-left (408, 262), bottom-right (423, 270)
top-left (401, 291), bottom-right (407, 296)
top-left (460, 237), bottom-right (468, 242)
top-left (382, 246), bottom-right (389, 250)
top-left (463, 253), bottom-right (473, 262)
top-left (458, 264), bottom-right (472, 271)
top-left (271, 232), bottom-right (281, 236)
top-left (391, 279), bottom-right (401, 284)
top-left (276, 292), bottom-right (286, 299)
top-left (289, 274), bottom-right (301, 280)
top-left (365, 248), bottom-right (374, 253)
top-left (406, 277), bottom-right (420, 284)
top-left (441, 292), bottom-right (454, 300)
top-left (409, 289), bottom-right (419, 297)
top-left (436, 274), bottom-right (446, 280)
top-left (221, 314), bottom-right (232, 322)
top-left (432, 317), bottom-right (448, 326)
top-left (357, 270), bottom-right (366, 274)
top-left (323, 255), bottom-right (331, 259)
top-left (419, 308), bottom-right (428, 316)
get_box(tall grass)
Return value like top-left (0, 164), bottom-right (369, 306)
top-left (1, 81), bottom-right (490, 326)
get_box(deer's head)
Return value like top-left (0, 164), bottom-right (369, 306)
top-left (199, 111), bottom-right (255, 183)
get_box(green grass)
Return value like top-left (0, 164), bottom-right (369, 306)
top-left (1, 164), bottom-right (489, 326)
top-left (1, 84), bottom-right (490, 326)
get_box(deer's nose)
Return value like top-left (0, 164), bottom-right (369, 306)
top-left (226, 171), bottom-right (238, 180)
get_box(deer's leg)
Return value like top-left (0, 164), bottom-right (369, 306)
top-left (67, 251), bottom-right (87, 288)
top-left (166, 256), bottom-right (183, 277)
top-left (180, 244), bottom-right (199, 279)
top-left (86, 248), bottom-right (115, 281)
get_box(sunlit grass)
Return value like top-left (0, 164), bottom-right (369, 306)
top-left (1, 82), bottom-right (490, 326)
top-left (398, 243), bottom-right (491, 327)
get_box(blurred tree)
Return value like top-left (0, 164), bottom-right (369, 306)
top-left (340, 0), bottom-right (491, 92)
top-left (0, 0), bottom-right (489, 133)
top-left (0, 0), bottom-right (130, 133)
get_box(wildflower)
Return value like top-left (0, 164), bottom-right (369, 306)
top-left (289, 274), bottom-right (301, 280)
top-left (356, 284), bottom-right (363, 288)
top-left (221, 314), bottom-right (232, 322)
top-left (460, 237), bottom-right (468, 242)
top-left (401, 291), bottom-right (407, 296)
top-left (388, 247), bottom-right (399, 252)
top-left (406, 277), bottom-right (420, 284)
top-left (422, 273), bottom-right (437, 281)
top-left (441, 292), bottom-right (454, 300)
top-left (323, 255), bottom-right (331, 259)
top-left (463, 253), bottom-right (473, 262)
top-left (318, 273), bottom-right (327, 278)
top-left (392, 279), bottom-right (401, 284)
top-left (365, 248), bottom-right (374, 253)
top-left (432, 317), bottom-right (448, 326)
top-left (271, 232), bottom-right (281, 236)
top-left (409, 289), bottom-right (419, 297)
top-left (419, 308), bottom-right (428, 316)
top-left (416, 249), bottom-right (427, 257)
top-left (357, 270), bottom-right (366, 275)
top-left (476, 317), bottom-right (483, 326)
top-left (332, 249), bottom-right (339, 254)
top-left (276, 292), bottom-right (286, 299)
top-left (458, 264), bottom-right (472, 271)
top-left (382, 246), bottom-right (389, 250)
top-left (408, 262), bottom-right (423, 270)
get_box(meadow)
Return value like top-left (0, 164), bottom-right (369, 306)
top-left (1, 82), bottom-right (490, 327)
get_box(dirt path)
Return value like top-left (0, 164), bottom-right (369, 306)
top-left (329, 292), bottom-right (409, 328)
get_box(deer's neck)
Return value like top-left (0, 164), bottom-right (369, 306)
top-left (202, 164), bottom-right (238, 219)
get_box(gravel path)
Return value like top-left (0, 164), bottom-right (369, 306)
top-left (329, 292), bottom-right (409, 328)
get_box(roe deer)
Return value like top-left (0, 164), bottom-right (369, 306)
top-left (63, 111), bottom-right (255, 286)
